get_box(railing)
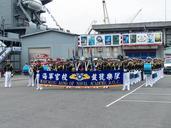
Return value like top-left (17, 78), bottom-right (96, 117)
top-left (0, 43), bottom-right (6, 47)
top-left (0, 47), bottom-right (12, 63)
top-left (0, 46), bottom-right (22, 74)
top-left (0, 41), bottom-right (7, 60)
top-left (0, 48), bottom-right (6, 55)
top-left (0, 40), bottom-right (22, 73)
top-left (0, 46), bottom-right (22, 63)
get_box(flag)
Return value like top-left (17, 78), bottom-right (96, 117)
top-left (90, 48), bottom-right (93, 58)
top-left (75, 48), bottom-right (79, 57)
top-left (90, 48), bottom-right (94, 70)
top-left (81, 47), bottom-right (84, 56)
top-left (72, 49), bottom-right (75, 60)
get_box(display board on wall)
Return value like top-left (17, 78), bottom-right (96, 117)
top-left (78, 34), bottom-right (121, 47)
top-left (78, 32), bottom-right (162, 47)
top-left (122, 32), bottom-right (162, 45)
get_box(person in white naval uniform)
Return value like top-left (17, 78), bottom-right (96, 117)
top-left (4, 60), bottom-right (13, 88)
top-left (28, 65), bottom-right (35, 87)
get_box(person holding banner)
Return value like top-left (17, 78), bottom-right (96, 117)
top-left (34, 63), bottom-right (43, 90)
top-left (35, 70), bottom-right (42, 90)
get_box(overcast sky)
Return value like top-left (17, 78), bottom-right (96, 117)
top-left (43, 0), bottom-right (171, 34)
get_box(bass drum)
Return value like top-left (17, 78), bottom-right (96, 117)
top-left (144, 63), bottom-right (152, 75)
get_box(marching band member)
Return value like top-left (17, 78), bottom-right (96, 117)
top-left (122, 62), bottom-right (130, 91)
top-left (22, 63), bottom-right (34, 87)
top-left (4, 60), bottom-right (13, 88)
top-left (144, 59), bottom-right (153, 87)
top-left (28, 65), bottom-right (35, 87)
top-left (35, 70), bottom-right (42, 90)
top-left (35, 63), bottom-right (43, 90)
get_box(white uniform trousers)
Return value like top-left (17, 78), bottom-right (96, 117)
top-left (152, 71), bottom-right (156, 85)
top-left (130, 71), bottom-right (134, 86)
top-left (156, 70), bottom-right (160, 81)
top-left (5, 71), bottom-right (12, 88)
top-left (145, 74), bottom-right (153, 87)
top-left (35, 73), bottom-right (42, 90)
top-left (134, 70), bottom-right (138, 84)
top-left (28, 74), bottom-right (34, 87)
top-left (160, 68), bottom-right (164, 79)
top-left (123, 72), bottom-right (130, 91)
top-left (134, 70), bottom-right (137, 84)
top-left (158, 70), bottom-right (161, 80)
top-left (138, 71), bottom-right (141, 82)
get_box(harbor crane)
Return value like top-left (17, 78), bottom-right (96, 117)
top-left (130, 8), bottom-right (143, 23)
top-left (102, 0), bottom-right (110, 24)
top-left (85, 20), bottom-right (97, 34)
top-left (44, 6), bottom-right (62, 29)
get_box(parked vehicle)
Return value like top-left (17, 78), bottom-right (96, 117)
top-left (164, 58), bottom-right (171, 74)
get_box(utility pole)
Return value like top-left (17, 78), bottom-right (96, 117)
top-left (102, 0), bottom-right (110, 24)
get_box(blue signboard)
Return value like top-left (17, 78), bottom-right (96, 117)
top-left (39, 70), bottom-right (123, 86)
top-left (123, 35), bottom-right (129, 44)
top-left (105, 35), bottom-right (112, 45)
